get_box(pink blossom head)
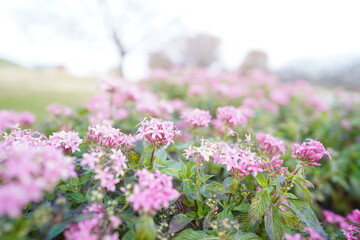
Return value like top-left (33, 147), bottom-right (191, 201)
top-left (98, 77), bottom-right (123, 93)
top-left (47, 103), bottom-right (73, 116)
top-left (304, 228), bottom-right (324, 240)
top-left (181, 108), bottom-right (212, 128)
top-left (256, 133), bottom-right (286, 157)
top-left (136, 117), bottom-right (181, 146)
top-left (126, 169), bottom-right (180, 215)
top-left (48, 131), bottom-right (83, 154)
top-left (87, 124), bottom-right (133, 149)
top-left (322, 209), bottom-right (345, 224)
top-left (0, 110), bottom-right (35, 131)
top-left (292, 139), bottom-right (331, 167)
top-left (258, 155), bottom-right (287, 176)
top-left (215, 106), bottom-right (247, 129)
top-left (284, 233), bottom-right (303, 240)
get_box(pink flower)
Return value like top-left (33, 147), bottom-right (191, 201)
top-left (0, 110), bottom-right (35, 131)
top-left (215, 106), bottom-right (247, 129)
top-left (137, 117), bottom-right (181, 146)
top-left (87, 124), bottom-right (133, 149)
top-left (47, 103), bottom-right (73, 116)
top-left (305, 227), bottom-right (324, 240)
top-left (48, 131), bottom-right (83, 154)
top-left (181, 108), bottom-right (212, 128)
top-left (322, 209), bottom-right (345, 224)
top-left (256, 133), bottom-right (286, 157)
top-left (98, 77), bottom-right (123, 93)
top-left (184, 139), bottom-right (219, 164)
top-left (126, 169), bottom-right (180, 215)
top-left (292, 139), bottom-right (331, 166)
top-left (81, 152), bottom-right (101, 170)
top-left (94, 167), bottom-right (120, 192)
top-left (258, 155), bottom-right (287, 176)
top-left (0, 144), bottom-right (76, 218)
top-left (284, 233), bottom-right (303, 240)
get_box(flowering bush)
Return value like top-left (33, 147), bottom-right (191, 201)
top-left (0, 67), bottom-right (359, 239)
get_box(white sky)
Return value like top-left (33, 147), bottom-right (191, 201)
top-left (1, 0), bottom-right (360, 79)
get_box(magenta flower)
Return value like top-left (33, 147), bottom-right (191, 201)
top-left (87, 124), bottom-right (133, 149)
top-left (258, 155), bottom-right (287, 176)
top-left (292, 139), bottom-right (331, 166)
top-left (0, 144), bottom-right (76, 218)
top-left (256, 133), bottom-right (286, 157)
top-left (215, 106), bottom-right (247, 129)
top-left (304, 228), bottom-right (324, 240)
top-left (48, 131), bottom-right (82, 154)
top-left (137, 117), bottom-right (181, 146)
top-left (323, 209), bottom-right (345, 224)
top-left (181, 108), bottom-right (212, 128)
top-left (126, 169), bottom-right (180, 215)
top-left (284, 233), bottom-right (303, 240)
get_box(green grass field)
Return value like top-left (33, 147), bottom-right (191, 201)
top-left (0, 64), bottom-right (97, 121)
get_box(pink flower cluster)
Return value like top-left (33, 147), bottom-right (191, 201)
top-left (137, 117), bottom-right (181, 146)
top-left (292, 139), bottom-right (331, 166)
top-left (87, 124), bottom-right (133, 149)
top-left (220, 147), bottom-right (263, 178)
top-left (81, 149), bottom-right (127, 192)
top-left (126, 169), bottom-right (180, 215)
top-left (181, 108), bottom-right (212, 128)
top-left (258, 155), bottom-right (287, 176)
top-left (49, 131), bottom-right (83, 154)
top-left (64, 204), bottom-right (120, 240)
top-left (214, 106), bottom-right (247, 130)
top-left (2, 127), bottom-right (48, 147)
top-left (184, 139), bottom-right (220, 164)
top-left (323, 209), bottom-right (360, 240)
top-left (285, 228), bottom-right (324, 240)
top-left (47, 103), bottom-right (73, 117)
top-left (256, 133), bottom-right (286, 157)
top-left (0, 110), bottom-right (35, 131)
top-left (0, 144), bottom-right (76, 218)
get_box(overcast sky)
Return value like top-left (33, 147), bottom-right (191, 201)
top-left (1, 0), bottom-right (360, 79)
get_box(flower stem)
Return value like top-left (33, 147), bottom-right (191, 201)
top-left (149, 146), bottom-right (157, 169)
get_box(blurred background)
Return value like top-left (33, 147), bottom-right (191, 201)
top-left (1, 0), bottom-right (360, 118)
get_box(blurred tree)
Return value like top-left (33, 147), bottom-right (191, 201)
top-left (148, 51), bottom-right (174, 69)
top-left (179, 33), bottom-right (221, 67)
top-left (239, 50), bottom-right (269, 74)
top-left (13, 0), bottom-right (182, 78)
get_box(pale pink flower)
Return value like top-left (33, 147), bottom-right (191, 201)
top-left (98, 77), bottom-right (122, 93)
top-left (47, 103), bottom-right (73, 116)
top-left (256, 133), bottom-right (286, 157)
top-left (126, 169), bottom-right (180, 215)
top-left (2, 127), bottom-right (47, 147)
top-left (87, 124), bottom-right (133, 149)
top-left (0, 144), bottom-right (76, 218)
top-left (94, 167), bottom-right (120, 192)
top-left (0, 110), bottom-right (35, 131)
top-left (292, 139), bottom-right (331, 166)
top-left (184, 139), bottom-right (219, 164)
top-left (284, 233), bottom-right (303, 240)
top-left (137, 117), bottom-right (180, 146)
top-left (48, 131), bottom-right (82, 154)
top-left (81, 152), bottom-right (101, 170)
top-left (305, 228), bottom-right (324, 240)
top-left (215, 106), bottom-right (247, 129)
top-left (181, 108), bottom-right (212, 128)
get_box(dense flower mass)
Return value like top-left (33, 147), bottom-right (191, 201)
top-left (87, 124), bottom-right (133, 148)
top-left (0, 144), bottom-right (76, 217)
top-left (323, 209), bottom-right (360, 239)
top-left (64, 204), bottom-right (120, 240)
top-left (181, 108), bottom-right (212, 127)
top-left (256, 133), bottom-right (286, 157)
top-left (0, 110), bottom-right (35, 131)
top-left (292, 139), bottom-right (331, 166)
top-left (126, 169), bottom-right (180, 215)
top-left (258, 155), bottom-right (287, 176)
top-left (215, 106), bottom-right (247, 129)
top-left (48, 130), bottom-right (82, 153)
top-left (137, 117), bottom-right (181, 146)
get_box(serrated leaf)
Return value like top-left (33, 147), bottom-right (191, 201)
top-left (169, 214), bottom-right (193, 233)
top-left (173, 229), bottom-right (211, 240)
top-left (183, 181), bottom-right (201, 202)
top-left (288, 199), bottom-right (327, 239)
top-left (207, 181), bottom-right (230, 195)
top-left (236, 213), bottom-right (251, 232)
top-left (233, 202), bottom-right (250, 212)
top-left (264, 205), bottom-right (283, 240)
top-left (122, 229), bottom-right (136, 240)
top-left (281, 211), bottom-right (304, 229)
top-left (47, 222), bottom-right (68, 240)
top-left (249, 189), bottom-right (271, 224)
top-left (217, 205), bottom-right (234, 220)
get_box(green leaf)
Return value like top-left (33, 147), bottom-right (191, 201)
top-left (135, 215), bottom-right (156, 240)
top-left (183, 181), bottom-right (201, 203)
top-left (173, 229), bottom-right (211, 240)
top-left (233, 202), bottom-right (250, 212)
top-left (255, 173), bottom-right (268, 187)
top-left (67, 192), bottom-right (86, 204)
top-left (264, 205), bottom-right (283, 240)
top-left (160, 168), bottom-right (179, 179)
top-left (232, 232), bottom-right (261, 240)
top-left (169, 214), bottom-right (193, 233)
top-left (230, 178), bottom-right (239, 193)
top-left (236, 213), bottom-right (251, 232)
top-left (217, 205), bottom-right (234, 220)
top-left (288, 199), bottom-right (327, 239)
top-left (294, 180), bottom-right (312, 203)
top-left (122, 229), bottom-right (136, 240)
top-left (248, 189), bottom-right (271, 224)
top-left (281, 211), bottom-right (304, 229)
top-left (47, 222), bottom-right (68, 240)
top-left (125, 150), bottom-right (140, 168)
top-left (207, 181), bottom-right (230, 195)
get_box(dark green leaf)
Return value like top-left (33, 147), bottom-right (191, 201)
top-left (47, 222), bottom-right (68, 240)
top-left (135, 215), bottom-right (156, 240)
top-left (232, 232), bottom-right (261, 240)
top-left (67, 192), bottom-right (86, 204)
top-left (169, 214), bottom-right (193, 233)
top-left (264, 205), bottom-right (283, 240)
top-left (173, 229), bottom-right (211, 240)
